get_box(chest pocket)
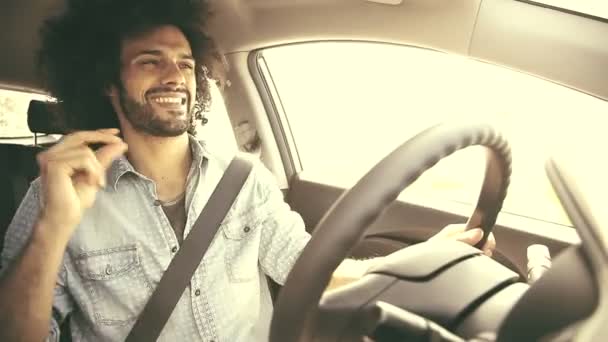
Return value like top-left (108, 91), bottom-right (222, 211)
top-left (222, 210), bottom-right (265, 283)
top-left (74, 245), bottom-right (152, 326)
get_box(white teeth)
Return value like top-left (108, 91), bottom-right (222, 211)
top-left (153, 97), bottom-right (183, 104)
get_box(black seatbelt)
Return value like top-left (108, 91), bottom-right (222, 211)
top-left (126, 155), bottom-right (253, 342)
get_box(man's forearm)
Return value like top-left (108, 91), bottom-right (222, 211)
top-left (327, 258), bottom-right (383, 291)
top-left (0, 220), bottom-right (70, 341)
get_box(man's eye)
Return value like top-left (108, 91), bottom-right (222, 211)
top-left (141, 60), bottom-right (159, 66)
top-left (180, 63), bottom-right (195, 70)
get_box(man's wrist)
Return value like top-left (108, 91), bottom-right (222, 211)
top-left (334, 257), bottom-right (384, 280)
top-left (326, 257), bottom-right (385, 292)
top-left (32, 218), bottom-right (74, 249)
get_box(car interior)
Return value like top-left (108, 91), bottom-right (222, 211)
top-left (1, 0), bottom-right (607, 341)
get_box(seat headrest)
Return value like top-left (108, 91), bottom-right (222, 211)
top-left (27, 100), bottom-right (69, 135)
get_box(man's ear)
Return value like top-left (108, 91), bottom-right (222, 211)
top-left (106, 84), bottom-right (118, 98)
top-left (105, 84), bottom-right (124, 119)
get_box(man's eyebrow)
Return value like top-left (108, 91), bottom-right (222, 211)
top-left (135, 50), bottom-right (195, 60)
top-left (180, 53), bottom-right (195, 60)
top-left (135, 49), bottom-right (162, 57)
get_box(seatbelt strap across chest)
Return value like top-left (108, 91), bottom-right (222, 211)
top-left (126, 155), bottom-right (253, 342)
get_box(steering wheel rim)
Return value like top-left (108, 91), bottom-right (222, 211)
top-left (269, 122), bottom-right (512, 342)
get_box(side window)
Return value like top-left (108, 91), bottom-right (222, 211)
top-left (0, 89), bottom-right (48, 140)
top-left (262, 42), bottom-right (607, 227)
top-left (195, 81), bottom-right (238, 154)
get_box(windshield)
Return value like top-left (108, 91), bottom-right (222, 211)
top-left (262, 42), bottom-right (607, 227)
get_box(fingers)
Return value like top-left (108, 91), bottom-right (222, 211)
top-left (454, 228), bottom-right (484, 246)
top-left (455, 228), bottom-right (496, 257)
top-left (454, 229), bottom-right (496, 256)
top-left (428, 223), bottom-right (465, 241)
top-left (481, 233), bottom-right (496, 257)
top-left (38, 129), bottom-right (127, 186)
top-left (95, 142), bottom-right (128, 169)
top-left (98, 128), bottom-right (121, 134)
top-left (45, 147), bottom-right (106, 187)
top-left (48, 129), bottom-right (122, 154)
top-left (431, 224), bottom-right (497, 257)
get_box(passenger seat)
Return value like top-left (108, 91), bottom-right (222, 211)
top-left (0, 100), bottom-right (62, 253)
top-left (0, 144), bottom-right (42, 252)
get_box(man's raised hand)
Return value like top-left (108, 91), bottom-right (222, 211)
top-left (37, 128), bottom-right (127, 238)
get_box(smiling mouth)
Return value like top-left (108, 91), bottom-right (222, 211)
top-left (150, 96), bottom-right (187, 106)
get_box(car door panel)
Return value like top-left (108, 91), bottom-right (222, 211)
top-left (286, 176), bottom-right (579, 278)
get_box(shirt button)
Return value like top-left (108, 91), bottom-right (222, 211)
top-left (105, 265), bottom-right (113, 275)
top-left (243, 226), bottom-right (251, 233)
top-left (171, 246), bottom-right (178, 253)
top-left (194, 289), bottom-right (201, 296)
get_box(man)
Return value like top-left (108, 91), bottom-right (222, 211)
top-left (0, 0), bottom-right (495, 341)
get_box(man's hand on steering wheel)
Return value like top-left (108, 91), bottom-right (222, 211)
top-left (429, 224), bottom-right (497, 257)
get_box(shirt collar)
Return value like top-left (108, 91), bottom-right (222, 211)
top-left (107, 134), bottom-right (210, 191)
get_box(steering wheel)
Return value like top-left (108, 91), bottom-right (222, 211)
top-left (269, 122), bottom-right (512, 341)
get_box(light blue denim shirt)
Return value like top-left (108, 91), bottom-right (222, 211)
top-left (0, 136), bottom-right (311, 341)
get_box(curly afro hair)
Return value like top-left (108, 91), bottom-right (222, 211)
top-left (38, 0), bottom-right (226, 134)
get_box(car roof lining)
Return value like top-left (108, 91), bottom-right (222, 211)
top-left (1, 0), bottom-right (607, 101)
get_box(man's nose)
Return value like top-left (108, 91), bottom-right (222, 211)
top-left (161, 62), bottom-right (186, 86)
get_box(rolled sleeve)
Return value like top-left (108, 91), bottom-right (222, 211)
top-left (1, 181), bottom-right (74, 340)
top-left (1, 181), bottom-right (43, 274)
top-left (253, 163), bottom-right (311, 285)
